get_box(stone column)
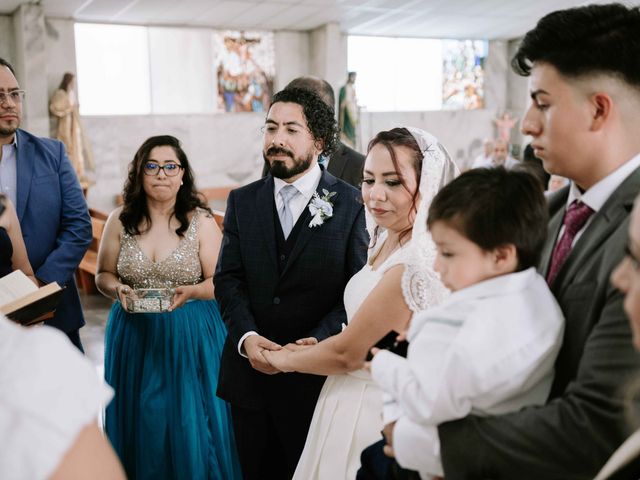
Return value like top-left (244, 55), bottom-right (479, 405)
top-left (12, 3), bottom-right (49, 136)
top-left (309, 22), bottom-right (347, 100)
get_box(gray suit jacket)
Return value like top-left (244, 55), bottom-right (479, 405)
top-left (438, 167), bottom-right (640, 479)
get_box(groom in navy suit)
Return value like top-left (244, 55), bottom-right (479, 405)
top-left (0, 58), bottom-right (91, 350)
top-left (215, 87), bottom-right (368, 479)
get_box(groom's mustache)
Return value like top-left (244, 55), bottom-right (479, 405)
top-left (266, 146), bottom-right (294, 158)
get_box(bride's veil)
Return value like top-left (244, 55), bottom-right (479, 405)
top-left (401, 127), bottom-right (459, 315)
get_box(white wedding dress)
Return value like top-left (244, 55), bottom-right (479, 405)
top-left (293, 127), bottom-right (457, 480)
top-left (293, 232), bottom-right (446, 480)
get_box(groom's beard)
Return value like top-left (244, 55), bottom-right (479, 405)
top-left (264, 146), bottom-right (314, 180)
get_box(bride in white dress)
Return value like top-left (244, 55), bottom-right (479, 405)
top-left (263, 127), bottom-right (457, 479)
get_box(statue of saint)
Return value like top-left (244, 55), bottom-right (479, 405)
top-left (49, 72), bottom-right (94, 188)
top-left (494, 112), bottom-right (518, 142)
top-left (338, 72), bottom-right (358, 148)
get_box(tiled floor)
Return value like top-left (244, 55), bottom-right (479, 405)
top-left (79, 292), bottom-right (112, 370)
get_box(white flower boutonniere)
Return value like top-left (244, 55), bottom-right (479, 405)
top-left (308, 189), bottom-right (337, 228)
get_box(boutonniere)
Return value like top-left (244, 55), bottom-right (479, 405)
top-left (308, 189), bottom-right (337, 228)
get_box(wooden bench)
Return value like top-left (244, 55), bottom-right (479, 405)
top-left (77, 208), bottom-right (108, 294)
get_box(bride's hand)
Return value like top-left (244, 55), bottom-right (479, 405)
top-left (295, 337), bottom-right (318, 346)
top-left (262, 349), bottom-right (295, 372)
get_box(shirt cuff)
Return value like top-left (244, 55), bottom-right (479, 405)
top-left (238, 331), bottom-right (258, 358)
top-left (371, 349), bottom-right (406, 392)
top-left (382, 393), bottom-right (403, 425)
top-left (394, 417), bottom-right (443, 477)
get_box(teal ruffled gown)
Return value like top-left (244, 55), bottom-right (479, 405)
top-left (104, 210), bottom-right (241, 479)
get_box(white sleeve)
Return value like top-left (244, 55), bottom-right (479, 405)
top-left (371, 319), bottom-right (476, 426)
top-left (393, 417), bottom-right (443, 477)
top-left (382, 393), bottom-right (403, 425)
top-left (0, 320), bottom-right (113, 480)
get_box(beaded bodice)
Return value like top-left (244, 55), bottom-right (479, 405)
top-left (117, 210), bottom-right (204, 289)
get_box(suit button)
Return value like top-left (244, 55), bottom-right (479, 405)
top-left (280, 254), bottom-right (286, 261)
top-left (273, 297), bottom-right (280, 305)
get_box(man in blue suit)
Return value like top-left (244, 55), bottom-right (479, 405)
top-left (0, 58), bottom-right (92, 351)
top-left (215, 87), bottom-right (369, 479)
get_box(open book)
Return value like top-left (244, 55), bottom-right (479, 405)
top-left (0, 270), bottom-right (63, 325)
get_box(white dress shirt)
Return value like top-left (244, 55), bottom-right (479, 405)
top-left (0, 135), bottom-right (18, 207)
top-left (561, 152), bottom-right (640, 246)
top-left (237, 164), bottom-right (323, 356)
top-left (371, 268), bottom-right (565, 477)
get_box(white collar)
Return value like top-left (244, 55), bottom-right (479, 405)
top-left (273, 163), bottom-right (322, 201)
top-left (1, 133), bottom-right (17, 149)
top-left (444, 267), bottom-right (538, 304)
top-left (567, 152), bottom-right (640, 211)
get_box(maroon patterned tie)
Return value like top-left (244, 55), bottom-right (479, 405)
top-left (546, 200), bottom-right (595, 286)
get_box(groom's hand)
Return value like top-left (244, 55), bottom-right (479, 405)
top-left (244, 335), bottom-right (282, 375)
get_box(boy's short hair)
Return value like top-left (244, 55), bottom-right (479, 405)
top-left (427, 167), bottom-right (548, 271)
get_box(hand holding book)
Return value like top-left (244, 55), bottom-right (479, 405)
top-left (0, 270), bottom-right (63, 325)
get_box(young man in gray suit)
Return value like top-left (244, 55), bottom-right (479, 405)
top-left (359, 4), bottom-right (640, 479)
top-left (262, 76), bottom-right (365, 188)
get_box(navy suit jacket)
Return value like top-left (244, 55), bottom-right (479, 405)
top-left (16, 129), bottom-right (92, 333)
top-left (215, 169), bottom-right (368, 410)
top-left (328, 142), bottom-right (365, 188)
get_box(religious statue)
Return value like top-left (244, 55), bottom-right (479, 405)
top-left (494, 111), bottom-right (518, 142)
top-left (49, 72), bottom-right (94, 188)
top-left (338, 72), bottom-right (358, 148)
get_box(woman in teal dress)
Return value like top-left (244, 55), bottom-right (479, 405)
top-left (96, 135), bottom-right (241, 479)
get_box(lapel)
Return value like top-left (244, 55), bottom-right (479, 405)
top-left (327, 143), bottom-right (347, 179)
top-left (255, 175), bottom-right (278, 269)
top-left (540, 187), bottom-right (569, 277)
top-left (15, 129), bottom-right (35, 222)
top-left (281, 169), bottom-right (339, 278)
top-left (552, 168), bottom-right (640, 291)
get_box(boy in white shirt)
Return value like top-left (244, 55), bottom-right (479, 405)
top-left (367, 167), bottom-right (565, 479)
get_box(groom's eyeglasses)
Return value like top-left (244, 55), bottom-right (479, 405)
top-left (0, 90), bottom-right (25, 104)
top-left (143, 162), bottom-right (183, 177)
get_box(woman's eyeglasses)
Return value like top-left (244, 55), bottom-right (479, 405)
top-left (143, 162), bottom-right (183, 177)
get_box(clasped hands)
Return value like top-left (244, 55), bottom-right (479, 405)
top-left (243, 334), bottom-right (317, 375)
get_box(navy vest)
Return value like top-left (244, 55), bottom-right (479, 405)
top-left (273, 200), bottom-right (309, 275)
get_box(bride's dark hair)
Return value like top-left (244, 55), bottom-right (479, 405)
top-left (119, 135), bottom-right (211, 237)
top-left (366, 127), bottom-right (423, 248)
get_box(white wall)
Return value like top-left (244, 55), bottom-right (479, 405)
top-left (274, 30), bottom-right (310, 91)
top-left (82, 112), bottom-right (265, 212)
top-left (5, 6), bottom-right (527, 211)
top-left (361, 109), bottom-right (496, 172)
top-left (0, 16), bottom-right (15, 62)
